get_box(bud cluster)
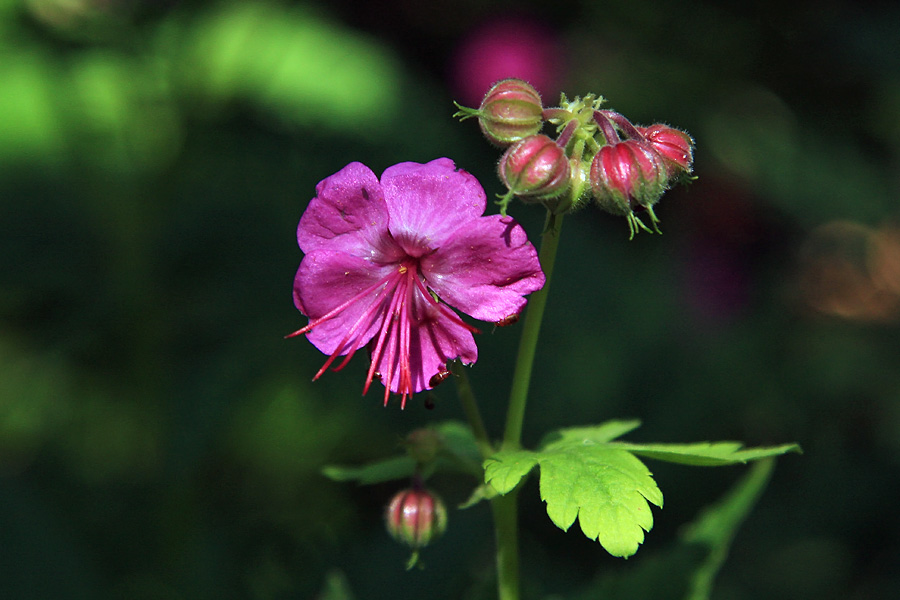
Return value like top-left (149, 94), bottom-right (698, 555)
top-left (454, 79), bottom-right (694, 237)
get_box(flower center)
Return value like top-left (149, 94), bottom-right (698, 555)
top-left (288, 258), bottom-right (476, 408)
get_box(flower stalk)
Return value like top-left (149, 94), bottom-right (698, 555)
top-left (502, 211), bottom-right (563, 450)
top-left (490, 209), bottom-right (563, 600)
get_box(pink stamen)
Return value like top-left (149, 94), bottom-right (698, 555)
top-left (365, 267), bottom-right (407, 398)
top-left (412, 276), bottom-right (481, 334)
top-left (306, 270), bottom-right (403, 380)
top-left (326, 272), bottom-right (403, 374)
top-left (285, 273), bottom-right (398, 339)
top-left (292, 258), bottom-right (482, 408)
top-left (397, 266), bottom-right (417, 407)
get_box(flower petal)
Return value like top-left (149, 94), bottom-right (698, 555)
top-left (294, 250), bottom-right (396, 356)
top-left (422, 215), bottom-right (545, 322)
top-left (297, 162), bottom-right (401, 261)
top-left (380, 158), bottom-right (488, 256)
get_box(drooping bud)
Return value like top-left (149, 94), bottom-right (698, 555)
top-left (637, 124), bottom-right (694, 176)
top-left (589, 139), bottom-right (668, 237)
top-left (386, 488), bottom-right (448, 550)
top-left (475, 79), bottom-right (544, 146)
top-left (404, 428), bottom-right (441, 465)
top-left (498, 134), bottom-right (570, 205)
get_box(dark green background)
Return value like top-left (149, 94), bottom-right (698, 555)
top-left (2, 1), bottom-right (898, 598)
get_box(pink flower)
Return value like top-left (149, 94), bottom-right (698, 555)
top-left (289, 159), bottom-right (545, 408)
top-left (449, 16), bottom-right (564, 108)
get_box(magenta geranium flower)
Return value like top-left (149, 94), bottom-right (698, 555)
top-left (289, 158), bottom-right (545, 408)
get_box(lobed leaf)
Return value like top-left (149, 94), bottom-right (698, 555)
top-left (538, 433), bottom-right (664, 558)
top-left (485, 422), bottom-right (800, 559)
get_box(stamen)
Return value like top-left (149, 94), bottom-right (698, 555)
top-left (412, 276), bottom-right (481, 334)
top-left (364, 273), bottom-right (406, 397)
top-left (308, 270), bottom-right (403, 380)
top-left (285, 272), bottom-right (397, 339)
top-left (397, 266), bottom-right (416, 407)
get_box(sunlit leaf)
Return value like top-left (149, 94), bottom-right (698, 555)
top-left (483, 449), bottom-right (539, 495)
top-left (538, 431), bottom-right (663, 558)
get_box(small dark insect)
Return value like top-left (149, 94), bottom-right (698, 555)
top-left (424, 394), bottom-right (437, 410)
top-left (429, 368), bottom-right (452, 387)
top-left (494, 313), bottom-right (520, 327)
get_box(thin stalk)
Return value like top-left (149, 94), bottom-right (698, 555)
top-left (502, 211), bottom-right (563, 450)
top-left (491, 492), bottom-right (521, 600)
top-left (490, 210), bottom-right (563, 600)
top-left (451, 362), bottom-right (494, 460)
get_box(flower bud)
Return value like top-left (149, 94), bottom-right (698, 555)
top-left (475, 79), bottom-right (544, 146)
top-left (404, 428), bottom-right (441, 465)
top-left (590, 140), bottom-right (668, 237)
top-left (637, 124), bottom-right (694, 176)
top-left (499, 134), bottom-right (570, 201)
top-left (386, 488), bottom-right (448, 549)
top-left (589, 139), bottom-right (667, 215)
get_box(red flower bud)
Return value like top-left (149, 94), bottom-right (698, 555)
top-left (475, 79), bottom-right (545, 146)
top-left (499, 134), bottom-right (570, 201)
top-left (637, 124), bottom-right (694, 176)
top-left (386, 488), bottom-right (448, 549)
top-left (589, 140), bottom-right (668, 237)
top-left (589, 139), bottom-right (667, 214)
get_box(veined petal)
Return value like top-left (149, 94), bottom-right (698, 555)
top-left (297, 162), bottom-right (400, 261)
top-left (422, 215), bottom-right (545, 322)
top-left (381, 159), bottom-right (488, 256)
top-left (294, 250), bottom-right (397, 356)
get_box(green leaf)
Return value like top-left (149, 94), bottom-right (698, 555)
top-left (171, 3), bottom-right (401, 136)
top-left (484, 422), bottom-right (800, 559)
top-left (562, 459), bottom-right (778, 600)
top-left (538, 432), bottom-right (663, 557)
top-left (322, 456), bottom-right (415, 485)
top-left (431, 420), bottom-right (482, 477)
top-left (323, 420), bottom-right (484, 485)
top-left (483, 450), bottom-right (538, 495)
top-left (611, 441), bottom-right (802, 466)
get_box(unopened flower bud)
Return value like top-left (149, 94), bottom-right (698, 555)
top-left (405, 428), bottom-right (441, 465)
top-left (590, 140), bottom-right (667, 213)
top-left (499, 134), bottom-right (570, 201)
top-left (638, 124), bottom-right (694, 176)
top-left (473, 79), bottom-right (544, 146)
top-left (386, 488), bottom-right (448, 549)
top-left (590, 140), bottom-right (668, 237)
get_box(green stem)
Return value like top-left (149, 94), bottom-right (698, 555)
top-left (451, 362), bottom-right (494, 460)
top-left (491, 491), bottom-right (520, 600)
top-left (491, 210), bottom-right (563, 600)
top-left (502, 211), bottom-right (563, 450)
